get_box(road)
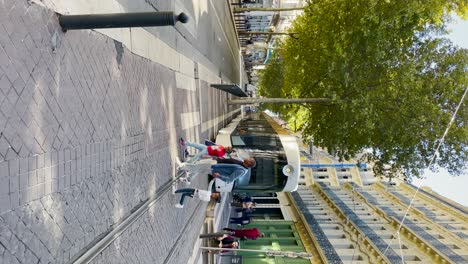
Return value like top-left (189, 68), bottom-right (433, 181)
top-left (0, 0), bottom-right (242, 263)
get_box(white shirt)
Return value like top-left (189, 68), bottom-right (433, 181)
top-left (194, 189), bottom-right (212, 201)
top-left (194, 180), bottom-right (215, 202)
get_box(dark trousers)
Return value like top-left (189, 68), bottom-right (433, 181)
top-left (230, 216), bottom-right (250, 225)
top-left (175, 188), bottom-right (195, 205)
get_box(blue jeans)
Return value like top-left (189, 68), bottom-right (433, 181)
top-left (211, 164), bottom-right (247, 183)
top-left (185, 141), bottom-right (208, 164)
top-left (175, 188), bottom-right (195, 205)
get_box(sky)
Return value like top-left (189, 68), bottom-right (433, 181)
top-left (411, 16), bottom-right (468, 207)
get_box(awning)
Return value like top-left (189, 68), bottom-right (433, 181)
top-left (210, 84), bottom-right (248, 97)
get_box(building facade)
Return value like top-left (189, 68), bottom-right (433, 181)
top-left (239, 220), bottom-right (310, 264)
top-left (231, 145), bottom-right (468, 264)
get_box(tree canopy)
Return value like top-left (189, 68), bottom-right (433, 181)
top-left (258, 0), bottom-right (468, 178)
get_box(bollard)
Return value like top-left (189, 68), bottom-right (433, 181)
top-left (59, 12), bottom-right (188, 31)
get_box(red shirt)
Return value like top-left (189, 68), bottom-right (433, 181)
top-left (225, 228), bottom-right (260, 240)
top-left (207, 145), bottom-right (226, 157)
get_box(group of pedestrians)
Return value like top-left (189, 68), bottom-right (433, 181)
top-left (171, 138), bottom-right (264, 254)
top-left (229, 195), bottom-right (257, 225)
top-left (176, 137), bottom-right (256, 184)
top-left (172, 137), bottom-right (256, 208)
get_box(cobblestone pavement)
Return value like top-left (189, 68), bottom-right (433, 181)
top-left (91, 189), bottom-right (209, 264)
top-left (0, 0), bottom-right (239, 263)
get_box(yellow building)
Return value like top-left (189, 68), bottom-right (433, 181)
top-left (275, 147), bottom-right (468, 264)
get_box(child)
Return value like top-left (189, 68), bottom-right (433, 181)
top-left (180, 137), bottom-right (234, 164)
top-left (174, 179), bottom-right (220, 208)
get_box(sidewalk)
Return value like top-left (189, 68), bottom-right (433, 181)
top-left (0, 0), bottom-right (242, 263)
top-left (170, 156), bottom-right (234, 264)
top-left (188, 190), bottom-right (233, 264)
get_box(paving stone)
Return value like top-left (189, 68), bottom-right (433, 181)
top-left (0, 162), bottom-right (8, 178)
top-left (0, 195), bottom-right (10, 213)
top-left (0, 177), bottom-right (8, 196)
top-left (1, 249), bottom-right (21, 264)
top-left (18, 173), bottom-right (28, 190)
top-left (9, 191), bottom-right (19, 208)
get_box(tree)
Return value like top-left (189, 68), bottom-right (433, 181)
top-left (258, 0), bottom-right (468, 178)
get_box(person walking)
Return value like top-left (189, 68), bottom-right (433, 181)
top-left (180, 137), bottom-right (233, 164)
top-left (222, 227), bottom-right (265, 240)
top-left (174, 180), bottom-right (220, 208)
top-left (209, 236), bottom-right (239, 254)
top-left (211, 159), bottom-right (254, 183)
top-left (175, 158), bottom-right (215, 184)
top-left (175, 156), bottom-right (256, 184)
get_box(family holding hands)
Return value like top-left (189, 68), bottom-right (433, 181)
top-left (172, 138), bottom-right (256, 208)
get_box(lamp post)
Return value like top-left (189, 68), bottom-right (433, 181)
top-left (238, 31), bottom-right (298, 36)
top-left (233, 7), bottom-right (305, 13)
top-left (228, 98), bottom-right (331, 105)
top-left (59, 12), bottom-right (188, 31)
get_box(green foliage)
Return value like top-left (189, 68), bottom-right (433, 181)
top-left (260, 0), bottom-right (468, 178)
top-left (258, 54), bottom-right (285, 113)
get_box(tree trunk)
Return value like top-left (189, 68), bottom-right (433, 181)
top-left (228, 98), bottom-right (331, 105)
top-left (234, 7), bottom-right (305, 13)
